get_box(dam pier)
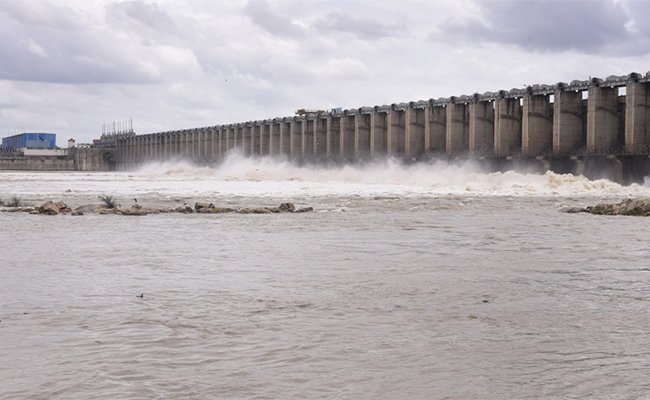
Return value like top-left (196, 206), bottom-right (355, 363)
top-left (113, 73), bottom-right (650, 183)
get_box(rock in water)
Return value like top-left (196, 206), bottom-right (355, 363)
top-left (278, 203), bottom-right (296, 213)
top-left (195, 202), bottom-right (216, 213)
top-left (38, 201), bottom-right (71, 215)
top-left (566, 199), bottom-right (650, 216)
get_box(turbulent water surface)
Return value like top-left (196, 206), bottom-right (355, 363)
top-left (2, 156), bottom-right (650, 399)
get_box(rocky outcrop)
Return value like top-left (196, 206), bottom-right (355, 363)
top-left (33, 201), bottom-right (71, 215)
top-left (565, 199), bottom-right (650, 216)
top-left (6, 199), bottom-right (314, 217)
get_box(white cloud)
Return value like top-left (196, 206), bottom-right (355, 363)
top-left (26, 38), bottom-right (50, 58)
top-left (1, 0), bottom-right (650, 145)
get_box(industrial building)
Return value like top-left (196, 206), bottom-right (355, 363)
top-left (1, 133), bottom-right (57, 150)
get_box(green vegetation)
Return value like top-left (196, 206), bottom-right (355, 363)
top-left (98, 194), bottom-right (119, 209)
top-left (6, 196), bottom-right (22, 207)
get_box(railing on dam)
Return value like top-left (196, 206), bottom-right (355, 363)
top-left (114, 72), bottom-right (650, 169)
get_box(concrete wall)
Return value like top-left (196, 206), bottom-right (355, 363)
top-left (110, 74), bottom-right (650, 171)
top-left (0, 157), bottom-right (75, 171)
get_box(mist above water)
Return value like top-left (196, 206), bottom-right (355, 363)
top-left (132, 152), bottom-right (650, 198)
top-left (2, 152), bottom-right (649, 200)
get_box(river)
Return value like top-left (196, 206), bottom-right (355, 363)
top-left (1, 155), bottom-right (650, 399)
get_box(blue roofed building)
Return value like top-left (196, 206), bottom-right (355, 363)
top-left (1, 133), bottom-right (57, 150)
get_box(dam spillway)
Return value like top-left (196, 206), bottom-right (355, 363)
top-left (113, 73), bottom-right (650, 183)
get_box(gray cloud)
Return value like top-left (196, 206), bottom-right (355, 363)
top-left (0, 1), bottom-right (200, 84)
top-left (243, 0), bottom-right (305, 37)
top-left (438, 0), bottom-right (640, 53)
top-left (2, 0), bottom-right (650, 143)
top-left (106, 0), bottom-right (178, 34)
top-left (313, 11), bottom-right (406, 39)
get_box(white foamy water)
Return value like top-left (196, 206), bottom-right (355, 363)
top-left (2, 160), bottom-right (650, 399)
top-left (2, 154), bottom-right (650, 201)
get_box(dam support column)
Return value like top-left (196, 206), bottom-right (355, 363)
top-left (280, 120), bottom-right (291, 157)
top-left (340, 115), bottom-right (355, 161)
top-left (625, 79), bottom-right (650, 153)
top-left (290, 119), bottom-right (302, 160)
top-left (258, 122), bottom-right (267, 156)
top-left (523, 94), bottom-right (553, 156)
top-left (405, 106), bottom-right (425, 161)
top-left (387, 109), bottom-right (405, 159)
top-left (227, 124), bottom-right (237, 154)
top-left (302, 119), bottom-right (314, 161)
top-left (241, 124), bottom-right (251, 157)
top-left (314, 117), bottom-right (327, 161)
top-left (494, 96), bottom-right (522, 156)
top-left (426, 105), bottom-right (447, 156)
top-left (469, 99), bottom-right (494, 156)
top-left (355, 112), bottom-right (371, 160)
top-left (370, 111), bottom-right (387, 157)
top-left (326, 115), bottom-right (340, 161)
top-left (270, 120), bottom-right (281, 156)
top-left (553, 88), bottom-right (584, 155)
top-left (446, 100), bottom-right (469, 156)
top-left (251, 123), bottom-right (260, 157)
top-left (587, 83), bottom-right (619, 154)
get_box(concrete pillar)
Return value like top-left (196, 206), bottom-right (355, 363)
top-left (387, 109), bottom-right (405, 158)
top-left (188, 131), bottom-right (193, 160)
top-left (625, 81), bottom-right (650, 153)
top-left (240, 125), bottom-right (250, 157)
top-left (314, 117), bottom-right (327, 160)
top-left (290, 119), bottom-right (302, 160)
top-left (280, 120), bottom-right (291, 157)
top-left (153, 135), bottom-right (158, 161)
top-left (494, 97), bottom-right (522, 156)
top-left (133, 136), bottom-right (139, 166)
top-left (260, 122), bottom-right (270, 156)
top-left (303, 119), bottom-right (314, 161)
top-left (158, 134), bottom-right (163, 161)
top-left (171, 132), bottom-right (177, 161)
top-left (251, 123), bottom-right (260, 156)
top-left (142, 135), bottom-right (148, 162)
top-left (230, 125), bottom-right (238, 153)
top-left (205, 126), bottom-right (214, 163)
top-left (326, 116), bottom-right (340, 160)
top-left (405, 107), bottom-right (425, 160)
top-left (587, 85), bottom-right (619, 153)
top-left (194, 129), bottom-right (200, 159)
top-left (186, 130), bottom-right (192, 159)
top-left (270, 121), bottom-right (281, 156)
top-left (164, 133), bottom-right (170, 160)
top-left (553, 89), bottom-right (584, 155)
top-left (204, 128), bottom-right (210, 161)
top-left (166, 133), bottom-right (172, 160)
top-left (154, 135), bottom-right (159, 161)
top-left (187, 130), bottom-right (194, 159)
top-left (523, 94), bottom-right (553, 155)
top-left (340, 115), bottom-right (355, 161)
top-left (370, 111), bottom-right (387, 157)
top-left (426, 106), bottom-right (446, 154)
top-left (355, 113), bottom-right (371, 160)
top-left (195, 129), bottom-right (201, 160)
top-left (216, 125), bottom-right (228, 161)
top-left (446, 101), bottom-right (469, 155)
top-left (154, 134), bottom-right (159, 160)
top-left (469, 100), bottom-right (494, 156)
top-left (147, 135), bottom-right (152, 161)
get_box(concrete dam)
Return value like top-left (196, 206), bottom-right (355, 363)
top-left (114, 73), bottom-right (650, 183)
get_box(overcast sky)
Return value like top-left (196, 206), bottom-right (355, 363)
top-left (2, 0), bottom-right (650, 144)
